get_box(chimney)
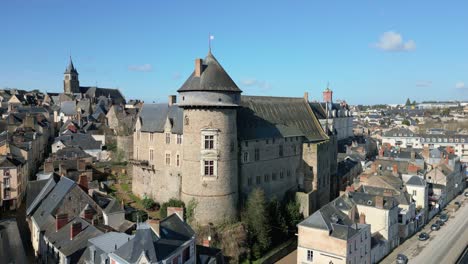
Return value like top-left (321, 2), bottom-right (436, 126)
top-left (78, 174), bottom-right (89, 191)
top-left (375, 196), bottom-right (384, 209)
top-left (392, 164), bottom-right (398, 176)
top-left (59, 163), bottom-right (67, 176)
top-left (70, 221), bottom-right (82, 240)
top-left (422, 146), bottom-right (429, 159)
top-left (83, 208), bottom-right (94, 220)
top-left (77, 159), bottom-right (86, 171)
top-left (323, 88), bottom-right (333, 103)
top-left (148, 219), bottom-right (160, 236)
top-left (303, 92), bottom-right (309, 102)
top-left (408, 163), bottom-right (419, 174)
top-left (168, 95), bottom-right (177, 106)
top-left (359, 213), bottom-right (366, 224)
top-left (56, 213), bottom-right (68, 231)
top-left (202, 238), bottom-right (210, 247)
top-left (44, 160), bottom-right (54, 173)
top-left (167, 207), bottom-right (184, 221)
top-left (410, 151), bottom-right (415, 161)
top-left (383, 189), bottom-right (393, 197)
top-left (194, 58), bottom-right (203, 77)
top-left (370, 163), bottom-right (377, 173)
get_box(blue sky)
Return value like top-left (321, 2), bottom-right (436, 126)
top-left (1, 1), bottom-right (467, 104)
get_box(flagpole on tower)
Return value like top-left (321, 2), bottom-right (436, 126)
top-left (208, 34), bottom-right (214, 52)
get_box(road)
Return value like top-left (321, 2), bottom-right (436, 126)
top-left (381, 193), bottom-right (468, 264)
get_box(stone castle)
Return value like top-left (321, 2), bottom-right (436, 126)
top-left (131, 51), bottom-right (337, 225)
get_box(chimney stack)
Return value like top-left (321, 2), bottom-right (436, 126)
top-left (78, 174), bottom-right (89, 191)
top-left (83, 208), bottom-right (94, 220)
top-left (323, 88), bottom-right (333, 103)
top-left (303, 92), bottom-right (309, 102)
top-left (56, 213), bottom-right (68, 231)
top-left (392, 164), bottom-right (398, 176)
top-left (375, 196), bottom-right (384, 209)
top-left (70, 221), bottom-right (82, 240)
top-left (411, 151), bottom-right (415, 161)
top-left (359, 213), bottom-right (366, 224)
top-left (195, 58), bottom-right (203, 77)
top-left (167, 207), bottom-right (184, 221)
top-left (168, 95), bottom-right (177, 106)
top-left (148, 219), bottom-right (160, 237)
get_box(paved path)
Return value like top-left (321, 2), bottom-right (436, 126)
top-left (277, 249), bottom-right (297, 264)
top-left (381, 193), bottom-right (468, 264)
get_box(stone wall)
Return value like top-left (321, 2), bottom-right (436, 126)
top-left (116, 135), bottom-right (133, 160)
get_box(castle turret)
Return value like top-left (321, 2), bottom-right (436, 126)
top-left (64, 57), bottom-right (80, 94)
top-left (178, 51), bottom-right (242, 225)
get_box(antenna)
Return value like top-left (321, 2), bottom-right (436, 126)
top-left (208, 34), bottom-right (214, 52)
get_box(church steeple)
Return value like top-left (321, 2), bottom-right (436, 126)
top-left (64, 57), bottom-right (80, 94)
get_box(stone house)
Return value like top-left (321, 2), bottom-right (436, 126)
top-left (131, 51), bottom-right (336, 225)
top-left (297, 202), bottom-right (371, 264)
top-left (0, 155), bottom-right (27, 210)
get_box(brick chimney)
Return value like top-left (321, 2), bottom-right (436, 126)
top-left (148, 219), bottom-right (160, 236)
top-left (323, 88), bottom-right (333, 103)
top-left (167, 207), bottom-right (184, 221)
top-left (168, 95), bottom-right (177, 106)
top-left (375, 196), bottom-right (384, 209)
top-left (392, 164), bottom-right (398, 176)
top-left (83, 208), bottom-right (94, 220)
top-left (408, 163), bottom-right (419, 174)
top-left (303, 92), bottom-right (309, 102)
top-left (78, 174), bottom-right (89, 191)
top-left (56, 213), bottom-right (68, 231)
top-left (194, 58), bottom-right (203, 77)
top-left (202, 238), bottom-right (210, 247)
top-left (359, 213), bottom-right (366, 224)
top-left (70, 221), bottom-right (82, 240)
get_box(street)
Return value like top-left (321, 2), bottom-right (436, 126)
top-left (381, 192), bottom-right (468, 264)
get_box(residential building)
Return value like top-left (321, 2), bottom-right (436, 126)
top-left (0, 155), bottom-right (27, 210)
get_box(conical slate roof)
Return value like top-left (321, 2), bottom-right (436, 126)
top-left (65, 57), bottom-right (78, 74)
top-left (177, 51), bottom-right (242, 93)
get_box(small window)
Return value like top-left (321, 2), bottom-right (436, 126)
top-left (149, 149), bottom-right (154, 161)
top-left (166, 133), bottom-right (171, 144)
top-left (280, 170), bottom-right (284, 179)
top-left (247, 177), bottom-right (253, 186)
top-left (204, 160), bottom-right (214, 176)
top-left (412, 190), bottom-right (417, 196)
top-left (287, 170), bottom-right (291, 177)
top-left (150, 133), bottom-right (154, 141)
top-left (184, 115), bottom-right (189, 125)
top-left (204, 135), bottom-right (214, 149)
top-left (165, 153), bottom-right (171, 165)
top-left (256, 176), bottom-right (261, 185)
top-left (177, 134), bottom-right (182, 144)
top-left (243, 152), bottom-right (249, 163)
top-left (307, 250), bottom-right (313, 262)
top-left (292, 145), bottom-right (297, 154)
top-left (279, 145), bottom-right (284, 157)
top-left (272, 138), bottom-right (276, 144)
top-left (264, 174), bottom-right (269, 182)
top-left (254, 148), bottom-right (260, 161)
top-left (176, 154), bottom-right (180, 167)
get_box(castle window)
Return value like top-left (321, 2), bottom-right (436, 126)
top-left (287, 170), bottom-right (291, 177)
top-left (184, 115), bottom-right (189, 125)
top-left (254, 148), bottom-right (260, 161)
top-left (150, 133), bottom-right (154, 142)
top-left (166, 133), bottom-right (171, 144)
top-left (243, 152), bottom-right (249, 163)
top-left (204, 160), bottom-right (214, 176)
top-left (307, 250), bottom-right (313, 262)
top-left (165, 153), bottom-right (171, 166)
top-left (264, 174), bottom-right (269, 182)
top-left (256, 176), bottom-right (261, 184)
top-left (292, 145), bottom-right (297, 154)
top-left (272, 138), bottom-right (276, 144)
top-left (279, 145), bottom-right (284, 157)
top-left (247, 177), bottom-right (252, 186)
top-left (177, 134), bottom-right (182, 144)
top-left (149, 149), bottom-right (154, 161)
top-left (176, 154), bottom-right (180, 167)
top-left (136, 147), bottom-right (139, 160)
top-left (204, 135), bottom-right (214, 149)
top-left (280, 170), bottom-right (284, 179)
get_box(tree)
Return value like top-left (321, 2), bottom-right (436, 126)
top-left (402, 119), bottom-right (410, 126)
top-left (243, 189), bottom-right (271, 259)
top-left (405, 98), bottom-right (411, 106)
top-left (412, 100), bottom-right (417, 106)
top-left (284, 200), bottom-right (303, 231)
top-left (267, 199), bottom-right (287, 244)
top-left (142, 197), bottom-right (156, 210)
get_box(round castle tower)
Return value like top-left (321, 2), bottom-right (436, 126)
top-left (177, 51), bottom-right (241, 225)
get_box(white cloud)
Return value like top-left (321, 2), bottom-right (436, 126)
top-left (128, 64), bottom-right (152, 72)
top-left (241, 78), bottom-right (271, 90)
top-left (416, 80), bottom-right (432, 87)
top-left (455, 81), bottom-right (466, 89)
top-left (374, 31), bottom-right (416, 52)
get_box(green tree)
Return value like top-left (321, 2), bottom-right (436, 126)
top-left (284, 200), bottom-right (303, 231)
top-left (243, 189), bottom-right (271, 259)
top-left (142, 197), bottom-right (156, 210)
top-left (267, 198), bottom-right (287, 244)
top-left (160, 198), bottom-right (185, 218)
top-left (402, 119), bottom-right (410, 126)
top-left (412, 100), bottom-right (417, 106)
top-left (405, 98), bottom-right (411, 106)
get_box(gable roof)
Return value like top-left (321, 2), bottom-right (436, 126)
top-left (139, 104), bottom-right (183, 134)
top-left (406, 176), bottom-right (426, 186)
top-left (238, 96), bottom-right (328, 141)
top-left (178, 52), bottom-right (242, 93)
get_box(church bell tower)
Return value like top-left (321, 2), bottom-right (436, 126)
top-left (64, 57), bottom-right (80, 94)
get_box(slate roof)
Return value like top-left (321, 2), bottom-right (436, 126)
top-left (26, 179), bottom-right (50, 212)
top-left (61, 101), bottom-right (77, 115)
top-left (54, 133), bottom-right (102, 150)
top-left (238, 96), bottom-right (328, 141)
top-left (349, 191), bottom-right (397, 210)
top-left (0, 155), bottom-right (23, 168)
top-left (0, 219), bottom-right (28, 264)
top-left (139, 104), bottom-right (183, 134)
top-left (65, 58), bottom-right (78, 74)
top-left (55, 146), bottom-right (92, 159)
top-left (79, 86), bottom-right (125, 105)
top-left (178, 51), bottom-right (242, 93)
top-left (82, 232), bottom-right (133, 263)
top-left (299, 203), bottom-right (365, 240)
top-left (26, 174), bottom-right (61, 216)
top-left (406, 176), bottom-right (426, 186)
top-left (309, 102), bottom-right (327, 119)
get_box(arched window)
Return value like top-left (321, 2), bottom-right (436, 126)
top-left (184, 115), bottom-right (189, 125)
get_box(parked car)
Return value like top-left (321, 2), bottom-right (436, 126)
top-left (439, 213), bottom-right (448, 222)
top-left (431, 223), bottom-right (440, 231)
top-left (396, 254), bottom-right (409, 264)
top-left (464, 191), bottom-right (468, 197)
top-left (436, 219), bottom-right (444, 226)
top-left (418, 232), bottom-right (430, 241)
